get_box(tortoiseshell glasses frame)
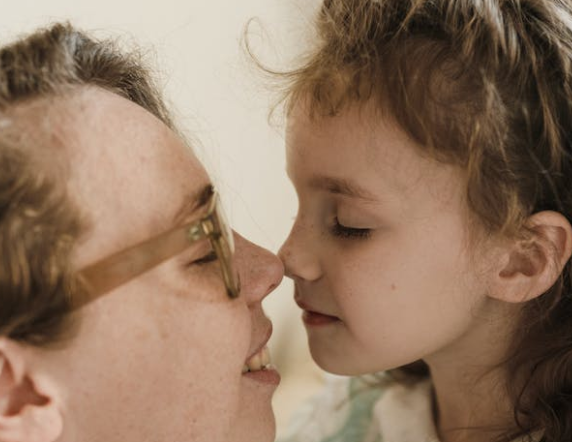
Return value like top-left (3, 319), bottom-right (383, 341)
top-left (76, 190), bottom-right (240, 307)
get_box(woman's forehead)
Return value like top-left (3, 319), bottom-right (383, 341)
top-left (63, 88), bottom-right (210, 268)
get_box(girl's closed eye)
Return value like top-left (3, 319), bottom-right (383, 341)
top-left (331, 217), bottom-right (372, 240)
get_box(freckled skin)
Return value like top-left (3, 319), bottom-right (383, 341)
top-left (279, 103), bottom-right (495, 376)
top-left (36, 87), bottom-right (283, 442)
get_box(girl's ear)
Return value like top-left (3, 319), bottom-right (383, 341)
top-left (0, 338), bottom-right (63, 442)
top-left (488, 211), bottom-right (572, 303)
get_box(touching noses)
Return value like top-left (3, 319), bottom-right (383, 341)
top-left (278, 218), bottom-right (322, 282)
top-left (234, 233), bottom-right (284, 304)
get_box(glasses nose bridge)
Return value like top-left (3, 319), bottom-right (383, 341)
top-left (207, 198), bottom-right (241, 299)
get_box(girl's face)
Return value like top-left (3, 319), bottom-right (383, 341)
top-left (279, 104), bottom-right (496, 375)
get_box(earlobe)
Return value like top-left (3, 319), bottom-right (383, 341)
top-left (488, 211), bottom-right (572, 303)
top-left (0, 339), bottom-right (63, 442)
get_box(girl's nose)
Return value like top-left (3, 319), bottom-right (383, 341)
top-left (278, 223), bottom-right (322, 282)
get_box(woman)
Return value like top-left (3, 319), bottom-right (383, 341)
top-left (0, 22), bottom-right (283, 442)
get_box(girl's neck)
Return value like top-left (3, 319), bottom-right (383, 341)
top-left (429, 366), bottom-right (514, 442)
top-left (425, 301), bottom-right (523, 442)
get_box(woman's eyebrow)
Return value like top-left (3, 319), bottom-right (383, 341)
top-left (309, 175), bottom-right (377, 201)
top-left (172, 183), bottom-right (214, 225)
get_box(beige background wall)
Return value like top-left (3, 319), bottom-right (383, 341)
top-left (0, 0), bottom-right (324, 435)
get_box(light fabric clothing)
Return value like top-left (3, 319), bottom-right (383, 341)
top-left (278, 374), bottom-right (542, 442)
top-left (278, 374), bottom-right (385, 442)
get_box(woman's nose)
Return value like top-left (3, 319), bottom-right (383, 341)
top-left (278, 222), bottom-right (322, 282)
top-left (233, 233), bottom-right (284, 305)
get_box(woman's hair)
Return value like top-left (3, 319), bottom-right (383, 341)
top-left (0, 22), bottom-right (173, 346)
top-left (269, 0), bottom-right (572, 441)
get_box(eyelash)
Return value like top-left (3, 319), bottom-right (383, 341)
top-left (331, 217), bottom-right (372, 240)
top-left (191, 250), bottom-right (218, 266)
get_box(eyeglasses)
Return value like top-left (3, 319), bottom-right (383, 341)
top-left (75, 189), bottom-right (240, 308)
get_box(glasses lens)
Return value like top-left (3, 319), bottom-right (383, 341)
top-left (212, 197), bottom-right (240, 298)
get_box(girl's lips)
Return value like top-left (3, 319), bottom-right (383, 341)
top-left (302, 310), bottom-right (341, 326)
top-left (295, 297), bottom-right (340, 326)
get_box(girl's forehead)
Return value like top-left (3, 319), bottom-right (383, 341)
top-left (286, 103), bottom-right (465, 203)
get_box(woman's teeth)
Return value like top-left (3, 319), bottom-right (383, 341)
top-left (242, 346), bottom-right (272, 373)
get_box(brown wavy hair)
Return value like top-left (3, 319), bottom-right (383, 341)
top-left (0, 23), bottom-right (173, 346)
top-left (266, 0), bottom-right (572, 441)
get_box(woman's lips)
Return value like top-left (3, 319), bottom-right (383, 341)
top-left (242, 345), bottom-right (280, 385)
top-left (241, 327), bottom-right (281, 386)
top-left (242, 366), bottom-right (281, 385)
top-left (301, 310), bottom-right (341, 326)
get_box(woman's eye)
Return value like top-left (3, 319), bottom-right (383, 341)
top-left (191, 250), bottom-right (218, 266)
top-left (331, 217), bottom-right (372, 240)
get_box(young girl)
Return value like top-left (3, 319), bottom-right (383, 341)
top-left (274, 1), bottom-right (572, 441)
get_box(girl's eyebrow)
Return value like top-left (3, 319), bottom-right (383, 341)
top-left (309, 175), bottom-right (377, 201)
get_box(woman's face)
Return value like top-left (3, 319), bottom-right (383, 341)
top-left (279, 103), bottom-right (495, 375)
top-left (41, 88), bottom-right (284, 442)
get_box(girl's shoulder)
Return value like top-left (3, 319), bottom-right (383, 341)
top-left (277, 372), bottom-right (402, 442)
